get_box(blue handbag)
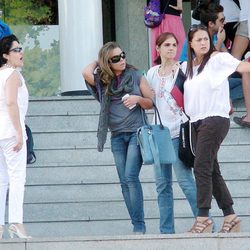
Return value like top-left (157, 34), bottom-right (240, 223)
top-left (137, 105), bottom-right (176, 166)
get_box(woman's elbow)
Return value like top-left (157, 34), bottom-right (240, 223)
top-left (82, 69), bottom-right (88, 80)
top-left (6, 100), bottom-right (17, 108)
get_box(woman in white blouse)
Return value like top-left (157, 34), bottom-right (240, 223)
top-left (0, 35), bottom-right (30, 238)
top-left (183, 24), bottom-right (250, 233)
top-left (146, 32), bottom-right (197, 234)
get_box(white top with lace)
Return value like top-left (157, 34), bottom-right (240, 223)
top-left (146, 65), bottom-right (188, 139)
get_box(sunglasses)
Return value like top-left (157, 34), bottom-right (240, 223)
top-left (189, 24), bottom-right (207, 32)
top-left (218, 17), bottom-right (225, 23)
top-left (9, 47), bottom-right (23, 53)
top-left (109, 51), bottom-right (126, 64)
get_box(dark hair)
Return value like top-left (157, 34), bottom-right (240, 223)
top-left (186, 24), bottom-right (216, 79)
top-left (192, 0), bottom-right (221, 21)
top-left (200, 3), bottom-right (224, 27)
top-left (0, 34), bottom-right (19, 66)
top-left (154, 32), bottom-right (178, 65)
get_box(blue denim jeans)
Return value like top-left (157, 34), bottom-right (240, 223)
top-left (229, 77), bottom-right (243, 101)
top-left (111, 132), bottom-right (146, 233)
top-left (172, 138), bottom-right (198, 217)
top-left (154, 138), bottom-right (197, 234)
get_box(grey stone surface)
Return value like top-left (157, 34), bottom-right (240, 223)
top-left (23, 179), bottom-right (250, 203)
top-left (2, 234), bottom-right (250, 250)
top-left (30, 127), bottom-right (250, 150)
top-left (18, 197), bottom-right (250, 225)
top-left (28, 143), bottom-right (250, 167)
top-left (13, 97), bottom-right (250, 240)
top-left (28, 96), bottom-right (99, 116)
top-left (25, 162), bottom-right (250, 185)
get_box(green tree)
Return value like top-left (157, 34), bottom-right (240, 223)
top-left (23, 40), bottom-right (60, 96)
top-left (1, 0), bottom-right (54, 25)
top-left (0, 0), bottom-right (60, 96)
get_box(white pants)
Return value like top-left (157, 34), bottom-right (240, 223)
top-left (0, 136), bottom-right (27, 225)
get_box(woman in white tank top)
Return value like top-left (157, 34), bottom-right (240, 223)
top-left (0, 34), bottom-right (30, 239)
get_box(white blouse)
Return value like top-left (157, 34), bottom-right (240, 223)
top-left (146, 65), bottom-right (188, 139)
top-left (181, 52), bottom-right (240, 123)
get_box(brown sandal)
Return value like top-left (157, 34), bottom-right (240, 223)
top-left (189, 218), bottom-right (213, 233)
top-left (219, 216), bottom-right (241, 233)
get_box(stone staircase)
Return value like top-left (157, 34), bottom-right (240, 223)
top-left (1, 96), bottom-right (250, 249)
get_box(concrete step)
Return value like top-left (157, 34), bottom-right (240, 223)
top-left (27, 96), bottom-right (246, 116)
top-left (28, 96), bottom-right (100, 116)
top-left (19, 197), bottom-right (250, 223)
top-left (1, 233), bottom-right (250, 250)
top-left (16, 96), bottom-right (250, 241)
top-left (25, 162), bottom-right (250, 185)
top-left (25, 113), bottom-right (245, 133)
top-left (27, 143), bottom-right (250, 167)
top-left (29, 126), bottom-right (250, 150)
top-left (23, 180), bottom-right (250, 204)
top-left (1, 217), bottom-right (250, 238)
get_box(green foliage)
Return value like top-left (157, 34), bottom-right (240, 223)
top-left (22, 40), bottom-right (60, 96)
top-left (1, 0), bottom-right (60, 96)
top-left (3, 0), bottom-right (52, 25)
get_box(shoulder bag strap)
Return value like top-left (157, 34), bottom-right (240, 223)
top-left (232, 0), bottom-right (241, 9)
top-left (162, 0), bottom-right (171, 14)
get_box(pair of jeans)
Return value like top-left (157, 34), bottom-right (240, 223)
top-left (153, 138), bottom-right (197, 234)
top-left (193, 116), bottom-right (234, 216)
top-left (111, 132), bottom-right (146, 233)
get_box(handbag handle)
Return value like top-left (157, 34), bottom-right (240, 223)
top-left (141, 102), bottom-right (164, 128)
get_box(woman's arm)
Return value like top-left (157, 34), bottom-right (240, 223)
top-left (236, 61), bottom-right (250, 74)
top-left (82, 61), bottom-right (98, 86)
top-left (123, 76), bottom-right (154, 109)
top-left (5, 71), bottom-right (23, 152)
top-left (169, 0), bottom-right (183, 11)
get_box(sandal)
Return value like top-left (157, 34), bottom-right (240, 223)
top-left (219, 216), bottom-right (241, 233)
top-left (233, 115), bottom-right (250, 128)
top-left (188, 218), bottom-right (213, 233)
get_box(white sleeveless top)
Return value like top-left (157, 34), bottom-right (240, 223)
top-left (0, 68), bottom-right (29, 140)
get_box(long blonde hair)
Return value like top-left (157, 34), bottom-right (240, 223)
top-left (98, 41), bottom-right (120, 85)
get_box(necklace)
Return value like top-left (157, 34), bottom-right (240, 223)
top-left (4, 63), bottom-right (16, 69)
top-left (158, 61), bottom-right (177, 77)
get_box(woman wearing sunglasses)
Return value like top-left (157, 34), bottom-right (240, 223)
top-left (146, 32), bottom-right (197, 234)
top-left (183, 24), bottom-right (250, 233)
top-left (82, 41), bottom-right (153, 234)
top-left (0, 34), bottom-right (30, 238)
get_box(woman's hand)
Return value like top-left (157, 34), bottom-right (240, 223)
top-left (122, 94), bottom-right (139, 109)
top-left (82, 60), bottom-right (98, 86)
top-left (13, 131), bottom-right (23, 152)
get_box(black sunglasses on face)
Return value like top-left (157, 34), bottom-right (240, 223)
top-left (109, 51), bottom-right (126, 64)
top-left (9, 47), bottom-right (22, 53)
top-left (218, 17), bottom-right (225, 23)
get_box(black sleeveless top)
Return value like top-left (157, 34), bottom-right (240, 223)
top-left (161, 0), bottom-right (181, 16)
